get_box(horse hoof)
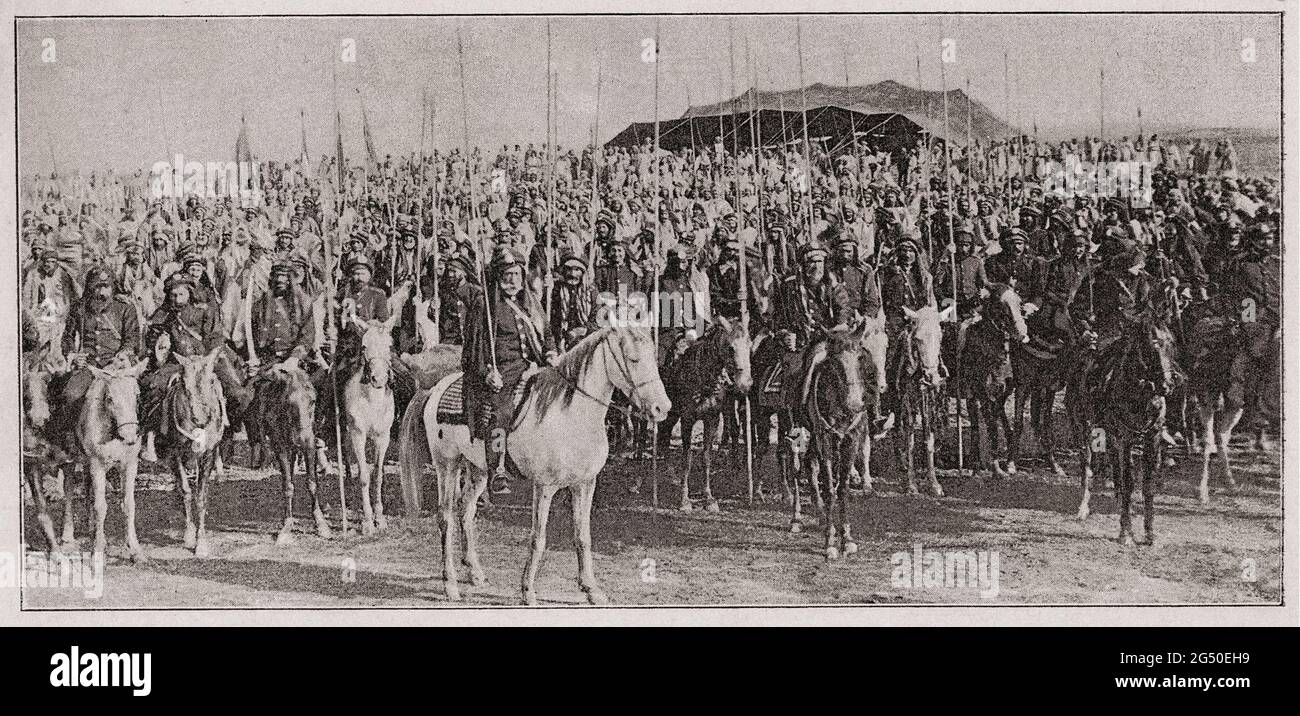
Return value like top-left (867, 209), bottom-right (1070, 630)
top-left (705, 500), bottom-right (720, 513)
top-left (1117, 533), bottom-right (1137, 547)
top-left (1143, 534), bottom-right (1157, 548)
top-left (1163, 457), bottom-right (1176, 469)
top-left (824, 547), bottom-right (839, 561)
top-left (679, 502), bottom-right (694, 513)
top-left (585, 590), bottom-right (610, 606)
top-left (1076, 508), bottom-right (1090, 521)
top-left (783, 494), bottom-right (795, 507)
top-left (376, 516), bottom-right (389, 531)
top-left (315, 521), bottom-right (333, 540)
top-left (183, 532), bottom-right (197, 550)
top-left (521, 591), bottom-right (537, 606)
top-left (1199, 490), bottom-right (1210, 506)
top-left (931, 485), bottom-right (945, 499)
top-left (193, 540), bottom-right (210, 558)
top-left (1052, 465), bottom-right (1067, 478)
top-left (275, 530), bottom-right (296, 546)
top-left (1005, 461), bottom-right (1017, 476)
top-left (789, 521), bottom-right (802, 534)
top-left (129, 551), bottom-right (149, 565)
top-left (470, 573), bottom-right (488, 588)
top-left (843, 541), bottom-right (858, 556)
top-left (446, 586), bottom-right (462, 602)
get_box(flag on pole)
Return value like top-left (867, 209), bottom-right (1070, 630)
top-left (235, 115), bottom-right (253, 164)
top-left (300, 108), bottom-right (310, 164)
top-left (335, 110), bottom-right (346, 189)
top-left (361, 101), bottom-right (380, 171)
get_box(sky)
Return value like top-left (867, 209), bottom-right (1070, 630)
top-left (16, 13), bottom-right (1283, 174)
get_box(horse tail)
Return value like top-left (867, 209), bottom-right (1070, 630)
top-left (398, 387), bottom-right (432, 517)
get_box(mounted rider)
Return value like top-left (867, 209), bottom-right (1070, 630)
top-left (548, 248), bottom-right (599, 353)
top-left (879, 234), bottom-right (936, 421)
top-left (50, 265), bottom-right (142, 435)
top-left (463, 246), bottom-right (558, 495)
top-left (765, 243), bottom-right (850, 422)
top-left (138, 270), bottom-right (227, 461)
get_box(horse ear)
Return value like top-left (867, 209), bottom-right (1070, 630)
top-left (902, 306), bottom-right (917, 320)
top-left (124, 359), bottom-right (149, 378)
top-left (979, 286), bottom-right (991, 300)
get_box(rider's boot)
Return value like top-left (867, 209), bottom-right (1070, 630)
top-left (486, 440), bottom-right (511, 495)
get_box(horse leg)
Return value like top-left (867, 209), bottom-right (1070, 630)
top-left (436, 457), bottom-right (461, 601)
top-left (176, 456), bottom-right (197, 550)
top-left (860, 427), bottom-right (874, 494)
top-left (679, 416), bottom-right (695, 512)
top-left (925, 414), bottom-right (943, 498)
top-left (995, 396), bottom-right (1014, 477)
top-left (1010, 385), bottom-right (1027, 473)
top-left (89, 462), bottom-right (108, 562)
top-left (1039, 390), bottom-right (1065, 477)
top-left (59, 464), bottom-right (77, 546)
top-left (820, 453), bottom-right (839, 560)
top-left (304, 445), bottom-right (332, 538)
top-left (26, 463), bottom-right (59, 552)
top-left (521, 483), bottom-right (559, 606)
top-left (351, 429), bottom-right (376, 535)
top-left (1218, 408), bottom-right (1244, 495)
top-left (1077, 429), bottom-right (1094, 520)
top-left (702, 413), bottom-right (719, 512)
top-left (1116, 442), bottom-right (1136, 546)
top-left (460, 466), bottom-right (489, 588)
top-left (194, 454), bottom-right (212, 558)
top-left (572, 478), bottom-right (608, 605)
top-left (788, 447), bottom-right (803, 533)
top-left (121, 455), bottom-right (146, 563)
top-left (373, 430), bottom-right (391, 530)
top-left (275, 450), bottom-right (297, 545)
top-left (838, 439), bottom-right (857, 556)
top-left (1197, 402), bottom-right (1215, 505)
top-left (1142, 436), bottom-right (1160, 546)
top-left (902, 427), bottom-right (918, 495)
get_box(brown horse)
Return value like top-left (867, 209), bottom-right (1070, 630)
top-left (1184, 313), bottom-right (1247, 504)
top-left (650, 317), bottom-right (752, 512)
top-left (399, 325), bottom-right (670, 604)
top-left (246, 359), bottom-right (331, 543)
top-left (38, 359), bottom-right (150, 562)
top-left (946, 284), bottom-right (1029, 478)
top-left (1070, 315), bottom-right (1181, 544)
top-left (157, 349), bottom-right (227, 557)
top-left (802, 322), bottom-right (871, 559)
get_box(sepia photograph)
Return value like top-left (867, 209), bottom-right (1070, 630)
top-left (5, 5), bottom-right (1289, 616)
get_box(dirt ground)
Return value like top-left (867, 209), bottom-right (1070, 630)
top-left (21, 425), bottom-right (1283, 609)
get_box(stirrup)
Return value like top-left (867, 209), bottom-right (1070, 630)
top-left (489, 468), bottom-right (511, 495)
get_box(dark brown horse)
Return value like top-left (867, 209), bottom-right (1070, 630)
top-left (246, 359), bottom-right (332, 543)
top-left (945, 283), bottom-right (1028, 478)
top-left (1069, 315), bottom-right (1181, 545)
top-left (647, 317), bottom-right (752, 512)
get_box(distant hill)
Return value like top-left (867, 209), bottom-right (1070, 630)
top-left (683, 80), bottom-right (1015, 143)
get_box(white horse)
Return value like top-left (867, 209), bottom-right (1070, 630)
top-left (399, 325), bottom-right (670, 605)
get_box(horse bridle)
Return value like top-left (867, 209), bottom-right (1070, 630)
top-left (552, 331), bottom-right (659, 420)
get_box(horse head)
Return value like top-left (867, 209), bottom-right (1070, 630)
top-left (858, 309), bottom-right (889, 396)
top-left (823, 320), bottom-right (870, 414)
top-left (359, 313), bottom-right (400, 389)
top-left (902, 304), bottom-right (945, 387)
top-left (714, 315), bottom-right (753, 394)
top-left (89, 358), bottom-right (148, 445)
top-left (269, 361), bottom-right (317, 445)
top-left (985, 282), bottom-right (1029, 344)
top-left (1138, 318), bottom-right (1182, 398)
top-left (609, 325), bottom-right (672, 422)
top-left (175, 348), bottom-right (225, 440)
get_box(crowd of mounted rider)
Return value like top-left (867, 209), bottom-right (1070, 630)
top-left (19, 131), bottom-right (1280, 496)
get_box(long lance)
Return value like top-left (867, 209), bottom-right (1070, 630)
top-left (750, 31), bottom-right (770, 275)
top-left (324, 223), bottom-right (350, 535)
top-left (651, 20), bottom-right (661, 510)
top-left (776, 77), bottom-right (792, 271)
top-left (415, 88), bottom-right (427, 305)
top-left (458, 25), bottom-right (496, 372)
top-left (1003, 50), bottom-right (1011, 216)
top-left (585, 57), bottom-right (603, 287)
top-left (1099, 66), bottom-right (1106, 142)
top-left (430, 96), bottom-right (442, 341)
top-left (941, 35), bottom-right (964, 478)
top-left (965, 77), bottom-right (974, 207)
top-left (841, 47), bottom-right (856, 224)
top-left (729, 19), bottom-right (741, 215)
top-left (918, 43), bottom-right (933, 258)
top-left (544, 21), bottom-right (556, 323)
top-left (796, 18), bottom-right (814, 248)
top-left (740, 28), bottom-right (756, 504)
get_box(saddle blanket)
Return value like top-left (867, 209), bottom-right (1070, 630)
top-left (435, 372), bottom-right (530, 426)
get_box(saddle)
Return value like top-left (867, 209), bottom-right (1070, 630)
top-left (436, 371), bottom-right (533, 429)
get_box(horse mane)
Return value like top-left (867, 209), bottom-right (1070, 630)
top-left (528, 327), bottom-right (612, 415)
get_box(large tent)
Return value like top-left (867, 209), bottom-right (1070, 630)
top-left (606, 80), bottom-right (1016, 155)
